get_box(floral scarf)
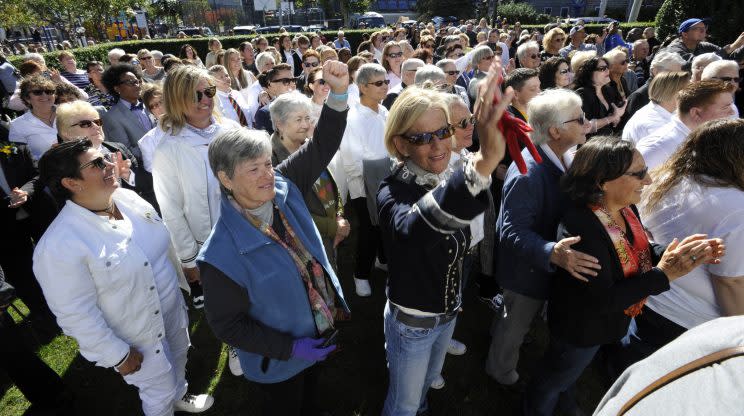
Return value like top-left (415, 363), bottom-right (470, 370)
top-left (240, 203), bottom-right (344, 334)
top-left (592, 205), bottom-right (653, 317)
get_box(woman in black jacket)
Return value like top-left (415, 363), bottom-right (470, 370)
top-left (573, 57), bottom-right (627, 138)
top-left (523, 137), bottom-right (725, 416)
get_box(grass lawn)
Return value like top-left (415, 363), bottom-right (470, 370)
top-left (0, 239), bottom-right (611, 416)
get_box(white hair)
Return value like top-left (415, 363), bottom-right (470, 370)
top-left (700, 59), bottom-right (738, 80)
top-left (401, 58), bottom-right (425, 72)
top-left (24, 52), bottom-right (45, 65)
top-left (516, 41), bottom-right (540, 60)
top-left (255, 52), bottom-right (275, 70)
top-left (527, 89), bottom-right (583, 145)
top-left (269, 90), bottom-right (313, 128)
top-left (107, 48), bottom-right (125, 63)
top-left (470, 45), bottom-right (494, 68)
top-left (649, 51), bottom-right (685, 75)
top-left (151, 50), bottom-right (163, 60)
top-left (414, 64), bottom-right (446, 85)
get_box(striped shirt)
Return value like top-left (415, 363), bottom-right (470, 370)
top-left (60, 70), bottom-right (90, 89)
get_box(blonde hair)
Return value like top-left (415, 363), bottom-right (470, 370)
top-left (570, 50), bottom-right (597, 74)
top-left (648, 71), bottom-right (691, 104)
top-left (384, 86), bottom-right (452, 160)
top-left (603, 47), bottom-right (628, 64)
top-left (542, 27), bottom-right (567, 52)
top-left (137, 48), bottom-right (151, 59)
top-left (56, 100), bottom-right (99, 139)
top-left (160, 65), bottom-right (219, 135)
top-left (223, 48), bottom-right (255, 90)
top-left (320, 48), bottom-right (338, 62)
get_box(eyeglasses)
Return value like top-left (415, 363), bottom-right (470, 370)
top-left (79, 154), bottom-right (112, 171)
top-left (387, 52), bottom-right (403, 58)
top-left (402, 125), bottom-right (455, 145)
top-left (303, 61), bottom-right (319, 68)
top-left (270, 77), bottom-right (297, 86)
top-left (195, 85), bottom-right (217, 102)
top-left (314, 78), bottom-right (326, 85)
top-left (366, 79), bottom-right (390, 87)
top-left (624, 166), bottom-right (649, 180)
top-left (444, 70), bottom-right (460, 76)
top-left (71, 119), bottom-right (103, 128)
top-left (481, 55), bottom-right (495, 61)
top-left (715, 76), bottom-right (741, 84)
top-left (559, 69), bottom-right (571, 74)
top-left (554, 38), bottom-right (566, 43)
top-left (119, 79), bottom-right (141, 86)
top-left (594, 65), bottom-right (609, 72)
top-left (562, 113), bottom-right (585, 125)
top-left (30, 89), bottom-right (55, 96)
top-left (454, 115), bottom-right (476, 129)
top-left (141, 56), bottom-right (153, 60)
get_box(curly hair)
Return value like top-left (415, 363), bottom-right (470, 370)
top-left (101, 64), bottom-right (143, 100)
top-left (573, 56), bottom-right (610, 90)
top-left (539, 56), bottom-right (570, 89)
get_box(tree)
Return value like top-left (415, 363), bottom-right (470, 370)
top-left (494, 1), bottom-right (550, 25)
top-left (0, 0), bottom-right (40, 28)
top-left (148, 0), bottom-right (183, 29)
top-left (416, 0), bottom-right (474, 21)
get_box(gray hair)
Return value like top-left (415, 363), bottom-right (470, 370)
top-left (269, 91), bottom-right (313, 127)
top-left (24, 52), bottom-right (45, 65)
top-left (517, 41), bottom-right (539, 60)
top-left (527, 89), bottom-right (583, 145)
top-left (355, 63), bottom-right (387, 87)
top-left (470, 45), bottom-right (494, 68)
top-left (255, 52), bottom-right (275, 70)
top-left (436, 59), bottom-right (456, 70)
top-left (633, 39), bottom-right (648, 48)
top-left (414, 64), bottom-right (446, 85)
top-left (701, 59), bottom-right (738, 80)
top-left (692, 53), bottom-right (722, 75)
top-left (650, 51), bottom-right (685, 75)
top-left (107, 48), bottom-right (125, 62)
top-left (208, 128), bottom-right (272, 191)
top-left (151, 50), bottom-right (163, 60)
top-left (401, 58), bottom-right (425, 72)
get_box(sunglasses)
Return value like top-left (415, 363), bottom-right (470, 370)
top-left (303, 61), bottom-right (320, 68)
top-left (195, 85), bottom-right (217, 102)
top-left (270, 77), bottom-right (297, 86)
top-left (402, 125), bottom-right (455, 145)
top-left (715, 76), bottom-right (741, 84)
top-left (444, 70), bottom-right (460, 76)
top-left (624, 166), bottom-right (649, 180)
top-left (554, 38), bottom-right (566, 42)
top-left (595, 65), bottom-right (609, 72)
top-left (71, 118), bottom-right (103, 128)
top-left (559, 69), bottom-right (571, 74)
top-left (387, 52), bottom-right (404, 58)
top-left (367, 79), bottom-right (390, 87)
top-left (562, 113), bottom-right (586, 125)
top-left (454, 115), bottom-right (476, 129)
top-left (314, 78), bottom-right (326, 85)
top-left (119, 79), bottom-right (141, 86)
top-left (30, 89), bottom-right (55, 96)
top-left (79, 154), bottom-right (112, 171)
top-left (141, 56), bottom-right (153, 60)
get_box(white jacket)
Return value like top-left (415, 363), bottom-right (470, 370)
top-left (32, 189), bottom-right (188, 368)
top-left (152, 119), bottom-right (240, 268)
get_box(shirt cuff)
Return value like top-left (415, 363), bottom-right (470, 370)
top-left (463, 157), bottom-right (492, 196)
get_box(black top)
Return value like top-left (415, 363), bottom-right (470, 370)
top-left (548, 204), bottom-right (670, 347)
top-left (575, 85), bottom-right (624, 137)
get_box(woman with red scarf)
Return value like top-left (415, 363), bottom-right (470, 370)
top-left (523, 136), bottom-right (726, 416)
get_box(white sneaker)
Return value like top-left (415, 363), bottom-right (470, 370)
top-left (374, 257), bottom-right (388, 272)
top-left (447, 338), bottom-right (467, 355)
top-left (174, 393), bottom-right (214, 413)
top-left (227, 346), bottom-right (243, 376)
top-left (354, 277), bottom-right (372, 297)
top-left (430, 374), bottom-right (445, 389)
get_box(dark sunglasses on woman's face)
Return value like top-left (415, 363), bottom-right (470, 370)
top-left (563, 113), bottom-right (586, 125)
top-left (303, 61), bottom-right (319, 68)
top-left (367, 79), bottom-right (391, 87)
top-left (559, 69), bottom-right (571, 75)
top-left (595, 65), bottom-right (609, 72)
top-left (79, 154), bottom-right (112, 171)
top-left (444, 70), bottom-right (460, 76)
top-left (270, 77), bottom-right (297, 86)
top-left (455, 115), bottom-right (476, 129)
top-left (315, 78), bottom-right (326, 85)
top-left (624, 166), bottom-right (649, 180)
top-left (71, 119), bottom-right (103, 128)
top-left (402, 125), bottom-right (455, 145)
top-left (195, 85), bottom-right (217, 102)
top-left (387, 52), bottom-right (404, 58)
top-left (30, 89), bottom-right (56, 96)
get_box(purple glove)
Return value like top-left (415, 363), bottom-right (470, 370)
top-left (291, 337), bottom-right (337, 361)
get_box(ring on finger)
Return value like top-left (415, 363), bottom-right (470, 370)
top-left (690, 255), bottom-right (697, 262)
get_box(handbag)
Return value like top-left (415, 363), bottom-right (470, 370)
top-left (618, 345), bottom-right (744, 415)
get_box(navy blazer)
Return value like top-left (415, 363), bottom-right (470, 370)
top-left (496, 146), bottom-right (567, 300)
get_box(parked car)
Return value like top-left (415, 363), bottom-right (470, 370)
top-left (350, 12), bottom-right (387, 29)
top-left (563, 17), bottom-right (618, 25)
top-left (178, 27), bottom-right (214, 37)
top-left (255, 25), bottom-right (305, 34)
top-left (233, 26), bottom-right (257, 35)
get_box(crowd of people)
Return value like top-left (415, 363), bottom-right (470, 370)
top-left (0, 14), bottom-right (743, 416)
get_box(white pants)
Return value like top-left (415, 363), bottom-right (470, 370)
top-left (122, 290), bottom-right (190, 416)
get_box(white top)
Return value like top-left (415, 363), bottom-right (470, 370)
top-left (640, 177), bottom-right (744, 329)
top-left (636, 116), bottom-right (690, 171)
top-left (215, 89), bottom-right (254, 128)
top-left (374, 48), bottom-right (383, 64)
top-left (138, 126), bottom-right (166, 173)
top-left (32, 188), bottom-right (188, 368)
top-left (622, 102), bottom-right (673, 145)
top-left (311, 101), bottom-right (323, 124)
top-left (347, 84), bottom-right (360, 108)
top-left (386, 71), bottom-right (402, 90)
top-left (8, 111), bottom-right (57, 160)
top-left (539, 143), bottom-right (568, 173)
top-left (339, 102), bottom-right (389, 199)
top-left (242, 82), bottom-right (264, 123)
top-left (283, 50), bottom-right (295, 69)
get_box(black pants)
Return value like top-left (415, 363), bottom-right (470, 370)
top-left (350, 197), bottom-right (383, 281)
top-left (0, 312), bottom-right (71, 413)
top-left (258, 364), bottom-right (320, 416)
top-left (623, 307), bottom-right (686, 366)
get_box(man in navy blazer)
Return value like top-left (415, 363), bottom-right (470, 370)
top-left (485, 89), bottom-right (601, 389)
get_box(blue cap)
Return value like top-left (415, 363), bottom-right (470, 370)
top-left (678, 18), bottom-right (704, 33)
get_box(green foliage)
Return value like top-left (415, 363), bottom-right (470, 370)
top-left (495, 2), bottom-right (551, 25)
top-left (416, 0), bottom-right (475, 21)
top-left (655, 0), bottom-right (744, 45)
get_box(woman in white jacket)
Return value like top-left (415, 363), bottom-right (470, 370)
top-left (33, 139), bottom-right (213, 416)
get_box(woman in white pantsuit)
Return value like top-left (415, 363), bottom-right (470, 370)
top-left (33, 139), bottom-right (213, 415)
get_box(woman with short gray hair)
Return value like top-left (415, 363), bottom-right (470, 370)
top-left (197, 61), bottom-right (352, 415)
top-left (468, 46), bottom-right (495, 101)
top-left (413, 64), bottom-right (446, 86)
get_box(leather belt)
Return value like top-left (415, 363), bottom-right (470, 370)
top-left (390, 304), bottom-right (458, 329)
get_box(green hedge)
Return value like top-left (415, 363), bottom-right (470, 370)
top-left (9, 29), bottom-right (379, 69)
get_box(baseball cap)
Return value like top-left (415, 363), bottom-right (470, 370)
top-left (569, 26), bottom-right (585, 37)
top-left (678, 18), bottom-right (704, 33)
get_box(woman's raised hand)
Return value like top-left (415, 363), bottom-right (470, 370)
top-left (657, 234), bottom-right (726, 281)
top-left (322, 60), bottom-right (349, 94)
top-left (472, 59), bottom-right (514, 177)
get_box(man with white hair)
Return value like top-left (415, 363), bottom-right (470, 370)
top-left (413, 64), bottom-right (445, 86)
top-left (108, 48), bottom-right (126, 67)
top-left (630, 39), bottom-right (650, 86)
top-left (382, 58), bottom-right (423, 109)
top-left (517, 41), bottom-right (540, 69)
top-left (701, 59), bottom-right (741, 117)
top-left (691, 52), bottom-right (722, 81)
top-left (436, 58), bottom-right (469, 107)
top-left (333, 31), bottom-right (350, 50)
top-left (487, 89), bottom-right (597, 388)
top-left (624, 51), bottom-right (686, 120)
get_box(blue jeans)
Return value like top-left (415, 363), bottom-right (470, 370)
top-left (523, 336), bottom-right (600, 416)
top-left (382, 302), bottom-right (457, 416)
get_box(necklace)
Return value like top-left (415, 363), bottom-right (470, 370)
top-left (88, 201), bottom-right (116, 218)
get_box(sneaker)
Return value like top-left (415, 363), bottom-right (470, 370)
top-left (354, 277), bottom-right (372, 297)
top-left (227, 346), bottom-right (243, 376)
top-left (479, 293), bottom-right (504, 312)
top-left (447, 338), bottom-right (467, 355)
top-left (430, 374), bottom-right (445, 389)
top-left (192, 295), bottom-right (204, 310)
top-left (374, 257), bottom-right (388, 272)
top-left (174, 393), bottom-right (214, 413)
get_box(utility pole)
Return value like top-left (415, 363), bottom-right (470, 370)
top-left (628, 0), bottom-right (643, 22)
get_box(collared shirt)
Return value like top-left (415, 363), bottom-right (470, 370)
top-left (386, 71), bottom-right (402, 90)
top-left (622, 102), bottom-right (673, 144)
top-left (339, 102), bottom-right (389, 199)
top-left (118, 99), bottom-right (153, 132)
top-left (333, 38), bottom-right (351, 50)
top-left (216, 89), bottom-right (253, 128)
top-left (8, 111), bottom-right (58, 160)
top-left (60, 69), bottom-right (91, 89)
top-left (559, 42), bottom-right (598, 58)
top-left (636, 116), bottom-right (691, 170)
top-left (539, 143), bottom-right (568, 173)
